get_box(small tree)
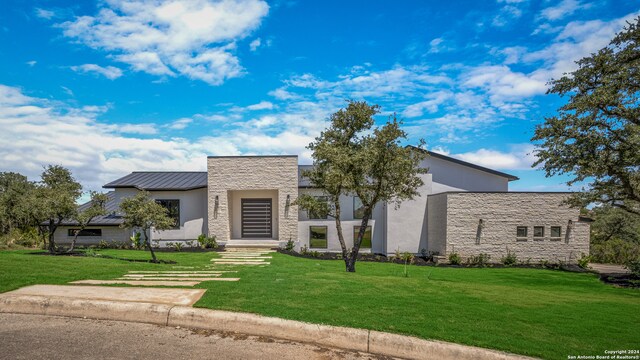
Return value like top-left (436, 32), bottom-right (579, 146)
top-left (0, 172), bottom-right (37, 234)
top-left (119, 191), bottom-right (175, 262)
top-left (67, 191), bottom-right (109, 253)
top-left (37, 166), bottom-right (82, 254)
top-left (532, 17), bottom-right (640, 216)
top-left (296, 101), bottom-right (427, 272)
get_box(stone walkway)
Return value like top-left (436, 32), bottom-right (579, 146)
top-left (209, 248), bottom-right (274, 267)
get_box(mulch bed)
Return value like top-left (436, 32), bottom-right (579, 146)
top-left (598, 273), bottom-right (640, 288)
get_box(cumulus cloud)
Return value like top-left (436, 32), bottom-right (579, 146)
top-left (167, 118), bottom-right (192, 130)
top-left (451, 144), bottom-right (537, 170)
top-left (58, 0), bottom-right (269, 85)
top-left (70, 64), bottom-right (123, 79)
top-left (539, 0), bottom-right (587, 21)
top-left (249, 38), bottom-right (261, 51)
top-left (35, 8), bottom-right (55, 20)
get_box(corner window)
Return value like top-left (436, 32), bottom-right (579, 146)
top-left (550, 226), bottom-right (562, 238)
top-left (516, 226), bottom-right (527, 238)
top-left (353, 226), bottom-right (372, 248)
top-left (309, 226), bottom-right (328, 248)
top-left (68, 229), bottom-right (102, 237)
top-left (353, 197), bottom-right (365, 219)
top-left (533, 226), bottom-right (545, 238)
top-left (308, 196), bottom-right (329, 219)
top-left (156, 199), bottom-right (180, 229)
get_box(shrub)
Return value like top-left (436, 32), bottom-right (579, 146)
top-left (130, 232), bottom-right (142, 250)
top-left (401, 251), bottom-right (414, 277)
top-left (97, 240), bottom-right (109, 249)
top-left (310, 250), bottom-right (321, 258)
top-left (197, 234), bottom-right (217, 249)
top-left (172, 242), bottom-right (183, 252)
top-left (501, 249), bottom-right (518, 266)
top-left (625, 259), bottom-right (640, 277)
top-left (185, 240), bottom-right (195, 248)
top-left (468, 253), bottom-right (491, 267)
top-left (285, 239), bottom-right (295, 251)
top-left (448, 252), bottom-right (461, 265)
top-left (420, 248), bottom-right (428, 258)
top-left (578, 254), bottom-right (592, 269)
top-left (300, 245), bottom-right (309, 256)
top-left (590, 238), bottom-right (640, 264)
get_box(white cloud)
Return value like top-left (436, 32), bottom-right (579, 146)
top-left (60, 86), bottom-right (74, 96)
top-left (70, 64), bottom-right (124, 80)
top-left (246, 101), bottom-right (274, 110)
top-left (403, 91), bottom-right (452, 117)
top-left (167, 118), bottom-right (192, 130)
top-left (59, 0), bottom-right (269, 85)
top-left (26, 60), bottom-right (37, 67)
top-left (539, 0), bottom-right (586, 21)
top-left (35, 8), bottom-right (55, 20)
top-left (249, 38), bottom-right (261, 51)
top-left (451, 144), bottom-right (536, 170)
top-left (492, 5), bottom-right (523, 27)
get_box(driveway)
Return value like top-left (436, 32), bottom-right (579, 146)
top-left (0, 313), bottom-right (393, 360)
top-left (589, 263), bottom-right (630, 275)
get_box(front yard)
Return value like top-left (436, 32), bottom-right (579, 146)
top-left (1, 249), bottom-right (638, 359)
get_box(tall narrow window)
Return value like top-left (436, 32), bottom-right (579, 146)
top-left (353, 226), bottom-right (372, 248)
top-left (309, 226), bottom-right (328, 248)
top-left (156, 199), bottom-right (180, 229)
top-left (353, 197), bottom-right (365, 219)
top-left (308, 196), bottom-right (329, 219)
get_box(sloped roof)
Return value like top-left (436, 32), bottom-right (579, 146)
top-left (103, 171), bottom-right (208, 191)
top-left (58, 191), bottom-right (123, 226)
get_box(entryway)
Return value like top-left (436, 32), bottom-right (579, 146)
top-left (241, 198), bottom-right (272, 238)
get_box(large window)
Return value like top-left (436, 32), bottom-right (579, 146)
top-left (156, 199), bottom-right (180, 229)
top-left (353, 197), bottom-right (365, 219)
top-left (309, 226), bottom-right (328, 248)
top-left (68, 229), bottom-right (102, 237)
top-left (308, 196), bottom-right (329, 219)
top-left (353, 226), bottom-right (372, 248)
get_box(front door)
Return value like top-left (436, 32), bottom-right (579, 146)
top-left (241, 198), bottom-right (272, 238)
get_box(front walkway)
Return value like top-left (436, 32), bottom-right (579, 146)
top-left (589, 263), bottom-right (630, 275)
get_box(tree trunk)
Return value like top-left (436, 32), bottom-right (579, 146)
top-left (47, 220), bottom-right (57, 254)
top-left (144, 230), bottom-right (158, 263)
top-left (345, 213), bottom-right (372, 273)
top-left (67, 230), bottom-right (80, 253)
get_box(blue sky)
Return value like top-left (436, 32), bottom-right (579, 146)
top-left (0, 0), bottom-right (638, 193)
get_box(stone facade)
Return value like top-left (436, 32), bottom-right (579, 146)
top-left (428, 192), bottom-right (590, 263)
top-left (207, 156), bottom-right (298, 242)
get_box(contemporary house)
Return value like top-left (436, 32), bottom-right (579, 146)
top-left (54, 147), bottom-right (590, 263)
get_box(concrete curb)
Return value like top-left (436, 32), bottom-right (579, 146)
top-left (0, 294), bottom-right (534, 360)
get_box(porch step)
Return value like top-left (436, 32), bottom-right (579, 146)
top-left (224, 240), bottom-right (281, 249)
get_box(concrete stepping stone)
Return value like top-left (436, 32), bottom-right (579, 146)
top-left (209, 262), bottom-right (270, 265)
top-left (127, 271), bottom-right (235, 274)
top-left (117, 277), bottom-right (236, 281)
top-left (71, 280), bottom-right (202, 287)
top-left (219, 256), bottom-right (272, 259)
top-left (123, 274), bottom-right (222, 278)
top-left (2, 285), bottom-right (205, 306)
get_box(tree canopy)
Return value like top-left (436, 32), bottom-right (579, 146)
top-left (532, 17), bottom-right (640, 216)
top-left (297, 101), bottom-right (427, 272)
top-left (67, 191), bottom-right (109, 253)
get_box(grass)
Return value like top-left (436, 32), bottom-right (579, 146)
top-left (1, 249), bottom-right (638, 359)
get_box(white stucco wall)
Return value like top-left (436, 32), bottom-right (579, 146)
top-left (420, 156), bottom-right (510, 194)
top-left (297, 219), bottom-right (375, 253)
top-left (53, 226), bottom-right (130, 245)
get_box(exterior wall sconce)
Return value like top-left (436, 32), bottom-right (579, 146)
top-left (214, 195), bottom-right (219, 219)
top-left (565, 219), bottom-right (573, 243)
top-left (475, 219), bottom-right (484, 245)
top-left (285, 194), bottom-right (291, 218)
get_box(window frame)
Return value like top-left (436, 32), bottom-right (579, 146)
top-left (309, 225), bottom-right (328, 249)
top-left (516, 226), bottom-right (528, 238)
top-left (353, 225), bottom-right (372, 248)
top-left (308, 196), bottom-right (329, 220)
top-left (533, 226), bottom-right (545, 238)
top-left (550, 226), bottom-right (562, 239)
top-left (156, 199), bottom-right (180, 229)
top-left (68, 228), bottom-right (102, 237)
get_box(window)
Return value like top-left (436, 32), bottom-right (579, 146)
top-left (156, 199), bottom-right (180, 229)
top-left (353, 197), bottom-right (365, 219)
top-left (68, 229), bottom-right (102, 237)
top-left (516, 226), bottom-right (528, 238)
top-left (309, 226), bottom-right (328, 248)
top-left (353, 226), bottom-right (372, 248)
top-left (550, 226), bottom-right (562, 238)
top-left (533, 226), bottom-right (545, 238)
top-left (308, 196), bottom-right (329, 219)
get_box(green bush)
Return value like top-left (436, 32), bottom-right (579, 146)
top-left (130, 232), bottom-right (142, 250)
top-left (468, 253), bottom-right (491, 267)
top-left (285, 239), bottom-right (295, 251)
top-left (172, 242), bottom-right (183, 252)
top-left (197, 234), bottom-right (217, 249)
top-left (97, 240), bottom-right (109, 249)
top-left (625, 259), bottom-right (640, 277)
top-left (590, 238), bottom-right (640, 264)
top-left (448, 252), bottom-right (461, 265)
top-left (578, 254), bottom-right (592, 269)
top-left (501, 250), bottom-right (518, 266)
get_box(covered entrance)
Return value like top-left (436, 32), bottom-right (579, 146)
top-left (241, 198), bottom-right (273, 238)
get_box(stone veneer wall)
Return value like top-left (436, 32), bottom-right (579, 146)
top-left (433, 192), bottom-right (590, 263)
top-left (207, 156), bottom-right (299, 242)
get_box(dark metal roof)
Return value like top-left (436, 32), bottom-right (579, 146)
top-left (103, 171), bottom-right (207, 191)
top-left (58, 191), bottom-right (124, 226)
top-left (407, 145), bottom-right (519, 181)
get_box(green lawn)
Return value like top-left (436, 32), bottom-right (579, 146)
top-left (1, 249), bottom-right (638, 359)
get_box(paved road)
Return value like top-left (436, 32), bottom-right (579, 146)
top-left (0, 313), bottom-right (394, 360)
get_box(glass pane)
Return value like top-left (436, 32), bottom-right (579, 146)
top-left (533, 226), bottom-right (544, 237)
top-left (550, 226), bottom-right (561, 237)
top-left (353, 226), bottom-right (372, 248)
top-left (157, 200), bottom-right (180, 229)
top-left (516, 227), bottom-right (527, 237)
top-left (309, 226), bottom-right (328, 248)
top-left (353, 197), bottom-right (365, 219)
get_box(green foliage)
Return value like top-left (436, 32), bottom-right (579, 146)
top-left (97, 240), bottom-right (109, 249)
top-left (532, 18), bottom-right (640, 215)
top-left (0, 172), bottom-right (38, 233)
top-left (625, 259), bottom-right (640, 277)
top-left (168, 242), bottom-right (183, 252)
top-left (67, 191), bottom-right (109, 252)
top-left (295, 101), bottom-right (428, 272)
top-left (401, 251), bottom-right (414, 277)
top-left (590, 205), bottom-right (640, 264)
top-left (284, 239), bottom-right (295, 251)
top-left (130, 232), bottom-right (142, 250)
top-left (501, 249), bottom-right (518, 267)
top-left (468, 253), bottom-right (491, 267)
top-left (197, 234), bottom-right (217, 249)
top-left (578, 254), bottom-right (592, 269)
top-left (448, 252), bottom-right (461, 265)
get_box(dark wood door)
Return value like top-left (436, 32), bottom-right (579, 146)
top-left (241, 199), bottom-right (272, 238)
